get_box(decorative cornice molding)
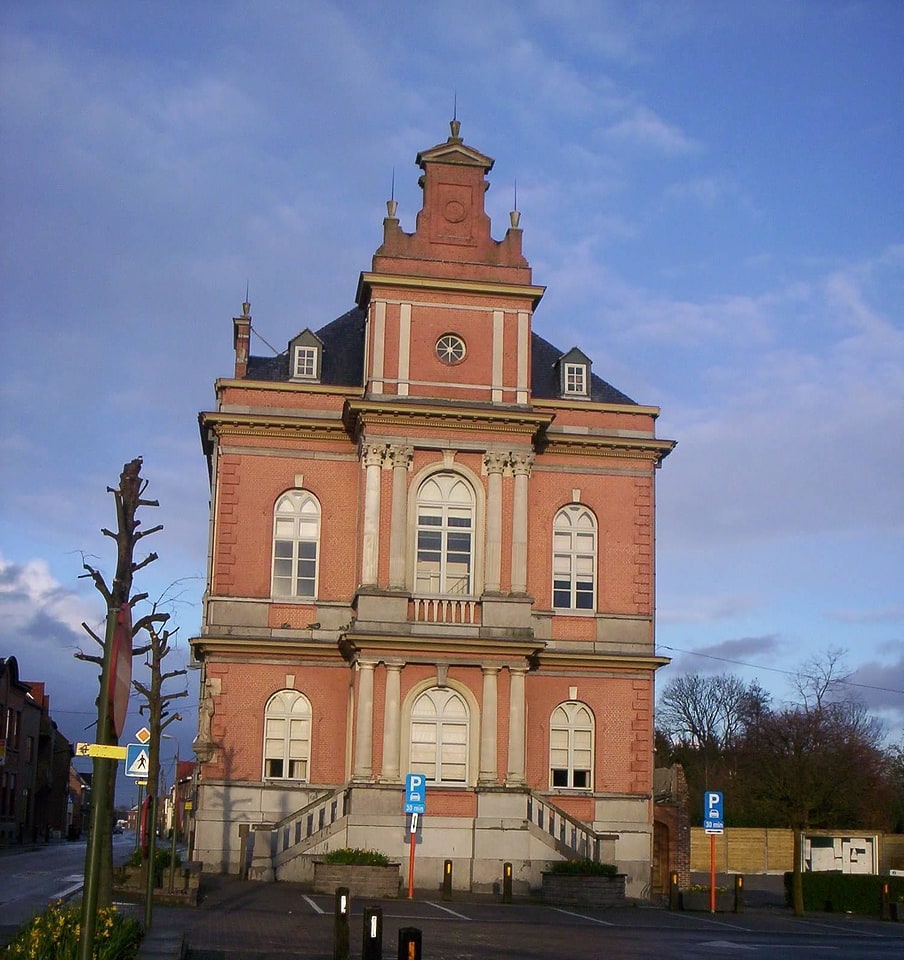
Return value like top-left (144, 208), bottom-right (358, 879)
top-left (344, 398), bottom-right (553, 438)
top-left (357, 271), bottom-right (546, 308)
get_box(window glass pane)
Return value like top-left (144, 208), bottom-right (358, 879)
top-left (572, 769), bottom-right (589, 788)
top-left (266, 759), bottom-right (284, 778)
top-left (552, 768), bottom-right (568, 787)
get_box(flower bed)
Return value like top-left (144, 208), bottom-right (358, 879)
top-left (313, 861), bottom-right (401, 898)
top-left (680, 889), bottom-right (735, 912)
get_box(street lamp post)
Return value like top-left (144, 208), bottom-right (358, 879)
top-left (162, 734), bottom-right (179, 893)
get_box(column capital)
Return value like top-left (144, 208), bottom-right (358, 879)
top-left (483, 451), bottom-right (508, 475)
top-left (510, 452), bottom-right (535, 476)
top-left (386, 444), bottom-right (414, 469)
top-left (361, 442), bottom-right (387, 468)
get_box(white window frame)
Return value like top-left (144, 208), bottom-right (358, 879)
top-left (263, 689), bottom-right (312, 781)
top-left (415, 473), bottom-right (474, 597)
top-left (409, 688), bottom-right (470, 785)
top-left (271, 490), bottom-right (321, 599)
top-left (293, 345), bottom-right (319, 380)
top-left (563, 362), bottom-right (588, 396)
top-left (552, 504), bottom-right (597, 611)
top-left (549, 701), bottom-right (594, 790)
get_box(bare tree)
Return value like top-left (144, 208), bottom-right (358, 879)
top-left (74, 458), bottom-right (162, 960)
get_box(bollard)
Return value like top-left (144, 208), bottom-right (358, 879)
top-left (668, 871), bottom-right (680, 911)
top-left (442, 859), bottom-right (453, 901)
top-left (362, 906), bottom-right (383, 960)
top-left (397, 926), bottom-right (422, 960)
top-left (880, 881), bottom-right (890, 921)
top-left (334, 886), bottom-right (350, 960)
top-left (502, 862), bottom-right (513, 904)
top-left (734, 874), bottom-right (744, 914)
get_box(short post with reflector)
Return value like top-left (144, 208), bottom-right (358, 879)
top-left (362, 906), bottom-right (383, 960)
top-left (503, 862), bottom-right (513, 903)
top-left (397, 927), bottom-right (422, 960)
top-left (333, 886), bottom-right (350, 960)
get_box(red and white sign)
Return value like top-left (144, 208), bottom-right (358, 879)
top-left (108, 603), bottom-right (132, 740)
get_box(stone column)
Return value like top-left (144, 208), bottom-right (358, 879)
top-left (483, 452), bottom-right (507, 594)
top-left (352, 659), bottom-right (376, 780)
top-left (387, 445), bottom-right (413, 590)
top-left (478, 665), bottom-right (500, 785)
top-left (380, 660), bottom-right (403, 781)
top-left (360, 443), bottom-right (385, 587)
top-left (510, 453), bottom-right (534, 594)
top-left (506, 665), bottom-right (527, 785)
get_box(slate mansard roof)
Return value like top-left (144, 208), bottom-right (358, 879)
top-left (244, 307), bottom-right (636, 406)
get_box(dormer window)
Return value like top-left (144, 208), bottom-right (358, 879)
top-left (288, 329), bottom-right (323, 382)
top-left (556, 348), bottom-right (591, 399)
top-left (564, 363), bottom-right (587, 396)
top-left (293, 345), bottom-right (318, 379)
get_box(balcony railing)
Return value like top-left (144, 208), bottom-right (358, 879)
top-left (411, 596), bottom-right (480, 624)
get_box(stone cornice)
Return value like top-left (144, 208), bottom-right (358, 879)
top-left (537, 398), bottom-right (663, 418)
top-left (536, 651), bottom-right (670, 672)
top-left (214, 378), bottom-right (364, 398)
top-left (199, 410), bottom-right (350, 451)
top-left (540, 433), bottom-right (675, 464)
top-left (356, 271), bottom-right (546, 309)
top-left (190, 634), bottom-right (348, 662)
top-left (343, 398), bottom-right (554, 439)
top-left (341, 630), bottom-right (543, 662)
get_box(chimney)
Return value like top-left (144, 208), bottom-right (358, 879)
top-left (233, 300), bottom-right (251, 378)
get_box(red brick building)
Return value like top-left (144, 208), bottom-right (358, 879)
top-left (191, 121), bottom-right (674, 896)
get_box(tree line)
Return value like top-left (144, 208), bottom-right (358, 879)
top-left (655, 651), bottom-right (904, 835)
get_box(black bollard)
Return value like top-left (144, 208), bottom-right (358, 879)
top-left (880, 881), bottom-right (890, 921)
top-left (668, 871), bottom-right (680, 911)
top-left (734, 875), bottom-right (744, 913)
top-left (333, 886), bottom-right (350, 960)
top-left (363, 906), bottom-right (383, 959)
top-left (442, 859), bottom-right (453, 901)
top-left (502, 862), bottom-right (513, 903)
top-left (397, 926), bottom-right (422, 960)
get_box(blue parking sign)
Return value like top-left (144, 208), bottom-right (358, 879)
top-left (405, 773), bottom-right (426, 814)
top-left (703, 790), bottom-right (724, 832)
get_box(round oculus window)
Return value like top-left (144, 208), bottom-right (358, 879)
top-left (436, 334), bottom-right (466, 365)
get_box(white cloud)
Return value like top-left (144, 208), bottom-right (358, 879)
top-left (605, 106), bottom-right (701, 155)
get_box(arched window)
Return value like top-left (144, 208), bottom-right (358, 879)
top-left (410, 688), bottom-right (469, 784)
top-left (263, 690), bottom-right (312, 780)
top-left (552, 505), bottom-right (597, 610)
top-left (272, 490), bottom-right (320, 598)
top-left (550, 701), bottom-right (594, 789)
top-left (415, 473), bottom-right (474, 596)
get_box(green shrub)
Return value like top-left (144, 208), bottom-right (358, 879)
top-left (548, 859), bottom-right (618, 877)
top-left (5, 901), bottom-right (142, 960)
top-left (783, 871), bottom-right (904, 914)
top-left (126, 847), bottom-right (181, 871)
top-left (323, 848), bottom-right (391, 866)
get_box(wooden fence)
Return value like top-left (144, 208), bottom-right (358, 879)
top-left (690, 828), bottom-right (904, 875)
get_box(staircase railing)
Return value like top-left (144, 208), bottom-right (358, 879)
top-left (270, 787), bottom-right (349, 860)
top-left (526, 791), bottom-right (609, 862)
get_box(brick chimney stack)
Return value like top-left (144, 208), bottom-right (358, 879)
top-left (233, 300), bottom-right (251, 378)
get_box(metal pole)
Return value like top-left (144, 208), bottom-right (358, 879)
top-left (78, 603), bottom-right (119, 960)
top-left (710, 832), bottom-right (716, 913)
top-left (169, 744), bottom-right (179, 892)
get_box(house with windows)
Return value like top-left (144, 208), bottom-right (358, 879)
top-left (190, 120), bottom-right (675, 896)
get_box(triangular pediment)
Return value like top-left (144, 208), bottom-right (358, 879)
top-left (416, 137), bottom-right (494, 172)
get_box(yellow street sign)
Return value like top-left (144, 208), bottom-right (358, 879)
top-left (75, 742), bottom-right (128, 759)
top-left (136, 780), bottom-right (147, 786)
top-left (184, 801), bottom-right (193, 810)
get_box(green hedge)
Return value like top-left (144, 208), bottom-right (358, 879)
top-left (783, 872), bottom-right (904, 915)
top-left (548, 859), bottom-right (618, 877)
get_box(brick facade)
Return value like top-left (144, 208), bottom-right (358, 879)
top-left (191, 121), bottom-right (674, 897)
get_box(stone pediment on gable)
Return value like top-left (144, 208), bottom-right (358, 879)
top-left (416, 138), bottom-right (494, 172)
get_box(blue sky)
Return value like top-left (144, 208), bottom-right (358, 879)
top-left (1, 1), bottom-right (902, 795)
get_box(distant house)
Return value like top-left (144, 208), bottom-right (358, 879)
top-left (190, 121), bottom-right (675, 896)
top-left (1, 658), bottom-right (73, 843)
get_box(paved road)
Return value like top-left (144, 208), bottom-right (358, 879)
top-left (178, 876), bottom-right (904, 960)
top-left (0, 832), bottom-right (136, 933)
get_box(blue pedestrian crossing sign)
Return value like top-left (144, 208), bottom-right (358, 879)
top-left (703, 790), bottom-right (724, 833)
top-left (404, 773), bottom-right (426, 814)
top-left (125, 743), bottom-right (150, 778)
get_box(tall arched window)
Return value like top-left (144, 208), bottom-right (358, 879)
top-left (552, 504), bottom-right (597, 610)
top-left (272, 490), bottom-right (320, 598)
top-left (415, 473), bottom-right (474, 596)
top-left (550, 701), bottom-right (594, 789)
top-left (410, 688), bottom-right (469, 784)
top-left (263, 690), bottom-right (312, 780)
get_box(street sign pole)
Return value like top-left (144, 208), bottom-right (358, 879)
top-left (703, 791), bottom-right (725, 914)
top-left (408, 812), bottom-right (418, 899)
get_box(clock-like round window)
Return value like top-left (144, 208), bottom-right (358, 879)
top-left (436, 333), bottom-right (466, 365)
